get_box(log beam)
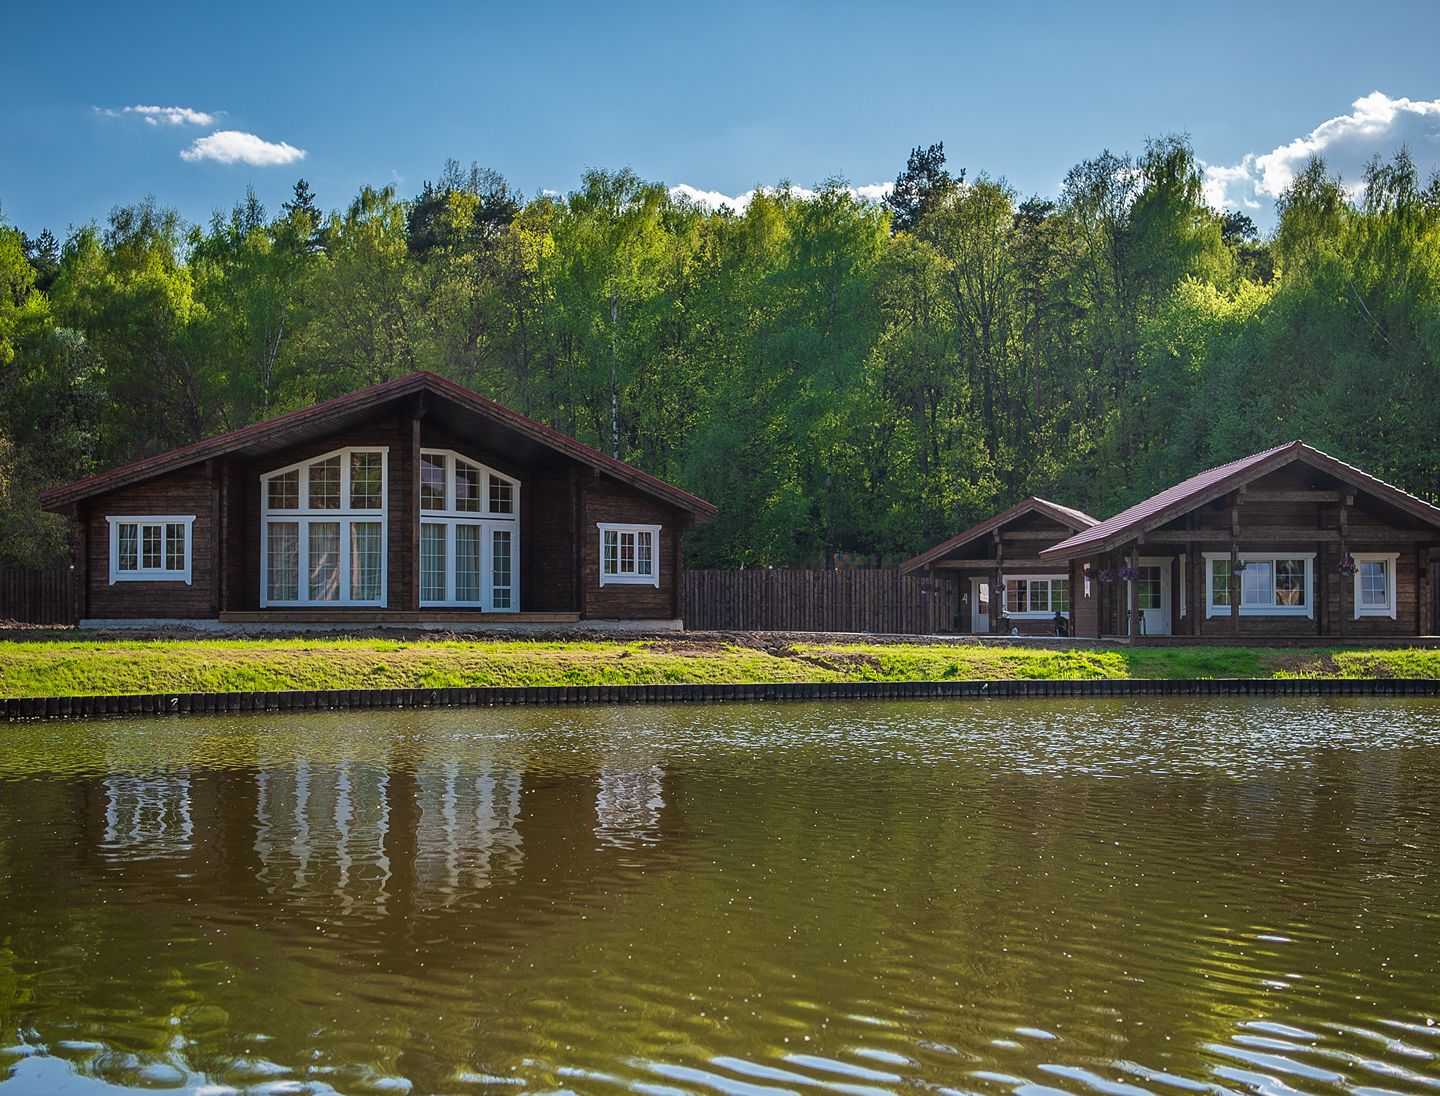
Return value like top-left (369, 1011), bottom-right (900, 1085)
top-left (1138, 528), bottom-right (1439, 544)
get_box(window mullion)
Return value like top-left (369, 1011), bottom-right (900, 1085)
top-left (481, 520), bottom-right (492, 612)
top-left (299, 518), bottom-right (310, 605)
top-left (339, 518), bottom-right (351, 606)
top-left (446, 521), bottom-right (457, 605)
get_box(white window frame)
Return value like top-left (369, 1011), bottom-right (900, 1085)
top-left (1001, 573), bottom-right (1070, 619)
top-left (598, 523), bottom-right (662, 587)
top-left (107, 515), bottom-right (195, 584)
top-left (418, 449), bottom-right (521, 610)
top-left (1352, 552), bottom-right (1399, 620)
top-left (260, 447), bottom-right (389, 608)
top-left (1203, 552), bottom-right (1315, 619)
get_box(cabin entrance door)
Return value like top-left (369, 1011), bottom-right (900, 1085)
top-left (969, 579), bottom-right (991, 634)
top-left (1128, 558), bottom-right (1172, 636)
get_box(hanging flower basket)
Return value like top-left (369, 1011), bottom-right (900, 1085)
top-left (1116, 565), bottom-right (1140, 582)
top-left (1231, 559), bottom-right (1248, 573)
top-left (1338, 551), bottom-right (1357, 577)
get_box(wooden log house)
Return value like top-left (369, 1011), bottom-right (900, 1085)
top-left (898, 498), bottom-right (1098, 635)
top-left (904, 443), bottom-right (1440, 642)
top-left (1040, 441), bottom-right (1440, 641)
top-left (38, 373), bottom-right (716, 629)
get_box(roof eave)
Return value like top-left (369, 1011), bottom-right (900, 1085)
top-left (38, 372), bottom-right (717, 521)
top-left (899, 497), bottom-right (1098, 574)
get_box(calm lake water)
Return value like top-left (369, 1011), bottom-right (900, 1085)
top-left (2, 699), bottom-right (1439, 1095)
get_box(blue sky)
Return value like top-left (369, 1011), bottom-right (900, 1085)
top-left (4, 0), bottom-right (1440, 236)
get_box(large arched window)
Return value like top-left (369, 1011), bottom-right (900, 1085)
top-left (419, 449), bottom-right (520, 610)
top-left (261, 447), bottom-right (388, 607)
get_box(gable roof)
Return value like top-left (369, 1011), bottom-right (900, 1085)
top-left (1041, 440), bottom-right (1440, 560)
top-left (39, 372), bottom-right (717, 520)
top-left (899, 496), bottom-right (1098, 574)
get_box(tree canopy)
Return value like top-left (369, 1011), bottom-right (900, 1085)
top-left (2, 137), bottom-right (1438, 569)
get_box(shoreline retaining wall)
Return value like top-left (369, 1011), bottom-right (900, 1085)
top-left (5, 676), bottom-right (1439, 721)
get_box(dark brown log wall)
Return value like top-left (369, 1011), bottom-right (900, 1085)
top-left (581, 474), bottom-right (686, 620)
top-left (83, 466), bottom-right (216, 619)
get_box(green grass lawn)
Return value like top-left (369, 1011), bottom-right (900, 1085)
top-left (0, 635), bottom-right (1436, 698)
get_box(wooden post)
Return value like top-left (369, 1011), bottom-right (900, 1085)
top-left (409, 395), bottom-right (426, 612)
top-left (992, 531), bottom-right (1003, 633)
top-left (672, 516), bottom-right (687, 624)
top-left (71, 502), bottom-right (87, 625)
top-left (1421, 548), bottom-right (1432, 635)
top-left (1337, 493), bottom-right (1350, 638)
top-left (1127, 547), bottom-right (1140, 641)
top-left (569, 466), bottom-right (583, 616)
top-left (208, 458), bottom-right (223, 618)
top-left (1230, 492), bottom-right (1242, 636)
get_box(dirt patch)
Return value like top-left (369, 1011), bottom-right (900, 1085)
top-left (1254, 650), bottom-right (1377, 678)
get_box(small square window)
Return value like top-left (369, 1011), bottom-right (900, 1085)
top-left (109, 518), bottom-right (192, 584)
top-left (598, 524), bottom-right (661, 587)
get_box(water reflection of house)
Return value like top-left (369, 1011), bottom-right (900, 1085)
top-left (413, 761), bottom-right (524, 900)
top-left (594, 763), bottom-right (666, 848)
top-left (101, 772), bottom-right (194, 860)
top-left (254, 763), bottom-right (392, 912)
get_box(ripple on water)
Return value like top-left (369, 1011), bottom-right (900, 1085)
top-left (0, 697), bottom-right (1438, 1093)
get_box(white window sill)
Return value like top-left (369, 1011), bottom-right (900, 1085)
top-left (1354, 607), bottom-right (1397, 619)
top-left (1206, 606), bottom-right (1313, 619)
top-left (1004, 611), bottom-right (1070, 620)
top-left (420, 601), bottom-right (518, 612)
top-left (260, 601), bottom-right (388, 609)
top-left (600, 575), bottom-right (660, 588)
top-left (112, 572), bottom-right (191, 585)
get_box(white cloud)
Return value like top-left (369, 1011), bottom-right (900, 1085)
top-left (121, 104), bottom-right (216, 126)
top-left (179, 130), bottom-right (307, 167)
top-left (1200, 155), bottom-right (1261, 210)
top-left (668, 181), bottom-right (892, 213)
top-left (1202, 92), bottom-right (1440, 212)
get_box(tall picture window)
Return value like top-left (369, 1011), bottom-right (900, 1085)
top-left (260, 448), bottom-right (388, 607)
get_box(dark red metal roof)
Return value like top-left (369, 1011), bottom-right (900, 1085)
top-left (1042, 440), bottom-right (1440, 559)
top-left (39, 372), bottom-right (717, 520)
top-left (898, 496), bottom-right (1098, 574)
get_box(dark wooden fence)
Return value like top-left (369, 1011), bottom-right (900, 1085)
top-left (0, 567), bottom-right (77, 626)
top-left (684, 568), bottom-right (957, 634)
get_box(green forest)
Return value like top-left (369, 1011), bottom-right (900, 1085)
top-left (2, 137), bottom-right (1438, 569)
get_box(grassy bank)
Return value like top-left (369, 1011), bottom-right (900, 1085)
top-left (0, 635), bottom-right (1436, 698)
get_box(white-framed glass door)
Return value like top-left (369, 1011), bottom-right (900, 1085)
top-left (970, 578), bottom-right (990, 634)
top-left (420, 518), bottom-right (519, 612)
top-left (1128, 558), bottom-right (1172, 636)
